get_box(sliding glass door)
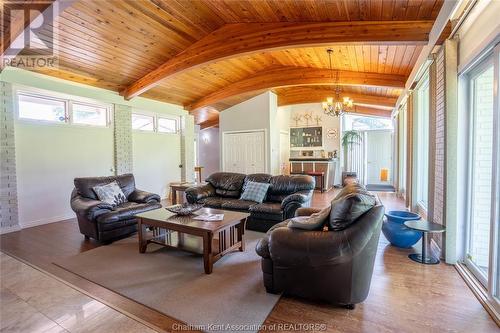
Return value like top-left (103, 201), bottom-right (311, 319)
top-left (464, 43), bottom-right (500, 311)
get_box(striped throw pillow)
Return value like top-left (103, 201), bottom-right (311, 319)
top-left (240, 181), bottom-right (270, 203)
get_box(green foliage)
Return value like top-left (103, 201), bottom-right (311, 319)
top-left (341, 130), bottom-right (363, 151)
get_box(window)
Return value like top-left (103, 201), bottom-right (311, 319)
top-left (132, 113), bottom-right (154, 131)
top-left (18, 94), bottom-right (67, 123)
top-left (465, 56), bottom-right (495, 284)
top-left (416, 73), bottom-right (430, 209)
top-left (157, 117), bottom-right (177, 133)
top-left (461, 43), bottom-right (500, 314)
top-left (72, 102), bottom-right (108, 126)
top-left (17, 91), bottom-right (110, 127)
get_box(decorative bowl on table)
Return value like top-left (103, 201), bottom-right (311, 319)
top-left (165, 203), bottom-right (204, 216)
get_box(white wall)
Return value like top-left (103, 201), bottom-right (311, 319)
top-left (132, 131), bottom-right (181, 199)
top-left (1, 68), bottom-right (191, 229)
top-left (286, 103), bottom-right (341, 156)
top-left (15, 122), bottom-right (114, 227)
top-left (219, 91), bottom-right (277, 174)
top-left (198, 127), bottom-right (220, 178)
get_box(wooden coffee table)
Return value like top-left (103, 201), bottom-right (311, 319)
top-left (135, 208), bottom-right (249, 274)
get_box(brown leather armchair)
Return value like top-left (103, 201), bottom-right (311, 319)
top-left (255, 204), bottom-right (384, 309)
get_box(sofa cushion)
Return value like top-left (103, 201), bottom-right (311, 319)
top-left (288, 205), bottom-right (330, 230)
top-left (93, 181), bottom-right (127, 206)
top-left (206, 172), bottom-right (246, 198)
top-left (328, 183), bottom-right (376, 231)
top-left (249, 202), bottom-right (283, 221)
top-left (221, 199), bottom-right (258, 211)
top-left (266, 175), bottom-right (315, 202)
top-left (74, 174), bottom-right (136, 200)
top-left (199, 196), bottom-right (224, 208)
top-left (96, 202), bottom-right (162, 225)
top-left (240, 181), bottom-right (270, 203)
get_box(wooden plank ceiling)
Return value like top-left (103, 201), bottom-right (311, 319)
top-left (10, 0), bottom-right (444, 126)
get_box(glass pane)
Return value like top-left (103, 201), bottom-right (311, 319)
top-left (468, 64), bottom-right (494, 278)
top-left (132, 114), bottom-right (154, 131)
top-left (344, 114), bottom-right (393, 131)
top-left (18, 94), bottom-right (66, 122)
top-left (72, 103), bottom-right (107, 126)
top-left (417, 78), bottom-right (429, 208)
top-left (158, 117), bottom-right (177, 133)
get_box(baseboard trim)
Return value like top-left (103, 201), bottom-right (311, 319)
top-left (455, 263), bottom-right (500, 327)
top-left (0, 225), bottom-right (21, 234)
top-left (20, 214), bottom-right (74, 230)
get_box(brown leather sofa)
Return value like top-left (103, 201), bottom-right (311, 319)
top-left (255, 196), bottom-right (384, 309)
top-left (70, 174), bottom-right (161, 243)
top-left (185, 172), bottom-right (315, 232)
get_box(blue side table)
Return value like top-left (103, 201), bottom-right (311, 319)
top-left (404, 220), bottom-right (446, 264)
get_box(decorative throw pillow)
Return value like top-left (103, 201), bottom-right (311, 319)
top-left (93, 181), bottom-right (127, 206)
top-left (328, 183), bottom-right (376, 231)
top-left (240, 181), bottom-right (270, 203)
top-left (287, 205), bottom-right (331, 230)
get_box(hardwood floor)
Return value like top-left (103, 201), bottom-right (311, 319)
top-left (0, 191), bottom-right (497, 332)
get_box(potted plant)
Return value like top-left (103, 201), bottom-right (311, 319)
top-left (341, 130), bottom-right (363, 170)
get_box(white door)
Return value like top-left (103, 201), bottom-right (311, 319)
top-left (279, 132), bottom-right (290, 175)
top-left (223, 131), bottom-right (266, 174)
top-left (366, 130), bottom-right (393, 184)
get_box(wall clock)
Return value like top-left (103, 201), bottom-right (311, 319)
top-left (327, 129), bottom-right (338, 139)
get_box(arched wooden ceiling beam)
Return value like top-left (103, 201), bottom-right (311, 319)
top-left (122, 20), bottom-right (433, 99)
top-left (276, 88), bottom-right (398, 108)
top-left (349, 105), bottom-right (392, 118)
top-left (186, 66), bottom-right (406, 111)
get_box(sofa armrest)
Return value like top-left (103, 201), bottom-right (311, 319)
top-left (185, 184), bottom-right (215, 203)
top-left (268, 206), bottom-right (384, 267)
top-left (128, 189), bottom-right (160, 203)
top-left (70, 194), bottom-right (113, 221)
top-left (281, 190), bottom-right (312, 209)
top-left (295, 207), bottom-right (322, 217)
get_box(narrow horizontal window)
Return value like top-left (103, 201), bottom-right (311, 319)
top-left (158, 117), bottom-right (177, 133)
top-left (72, 102), bottom-right (108, 126)
top-left (18, 94), bottom-right (67, 123)
top-left (132, 113), bottom-right (154, 131)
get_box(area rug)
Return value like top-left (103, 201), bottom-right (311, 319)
top-left (54, 231), bottom-right (280, 333)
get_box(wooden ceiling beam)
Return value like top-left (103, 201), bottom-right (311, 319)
top-left (349, 105), bottom-right (392, 118)
top-left (122, 20), bottom-right (433, 99)
top-left (276, 89), bottom-right (398, 108)
top-left (186, 66), bottom-right (406, 111)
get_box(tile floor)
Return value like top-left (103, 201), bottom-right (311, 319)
top-left (0, 252), bottom-right (156, 333)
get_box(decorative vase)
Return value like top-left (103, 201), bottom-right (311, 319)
top-left (382, 211), bottom-right (422, 248)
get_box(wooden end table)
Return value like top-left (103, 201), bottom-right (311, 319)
top-left (169, 182), bottom-right (206, 204)
top-left (135, 208), bottom-right (249, 274)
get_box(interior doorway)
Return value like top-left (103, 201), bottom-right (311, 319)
top-left (342, 114), bottom-right (395, 191)
top-left (365, 130), bottom-right (393, 186)
top-left (279, 131), bottom-right (290, 175)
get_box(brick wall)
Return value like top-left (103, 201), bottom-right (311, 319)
top-left (430, 48), bottom-right (446, 256)
top-left (113, 104), bottom-right (133, 175)
top-left (0, 82), bottom-right (19, 231)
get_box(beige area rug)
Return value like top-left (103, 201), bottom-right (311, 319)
top-left (54, 231), bottom-right (280, 333)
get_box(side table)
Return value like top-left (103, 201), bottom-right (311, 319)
top-left (404, 220), bottom-right (445, 264)
top-left (169, 182), bottom-right (206, 205)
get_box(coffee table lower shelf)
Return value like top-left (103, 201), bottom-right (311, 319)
top-left (137, 214), bottom-right (247, 274)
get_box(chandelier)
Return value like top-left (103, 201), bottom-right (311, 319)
top-left (322, 49), bottom-right (354, 117)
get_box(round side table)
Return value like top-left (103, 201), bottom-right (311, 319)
top-left (404, 220), bottom-right (445, 265)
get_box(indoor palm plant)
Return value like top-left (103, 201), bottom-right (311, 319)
top-left (341, 130), bottom-right (363, 171)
